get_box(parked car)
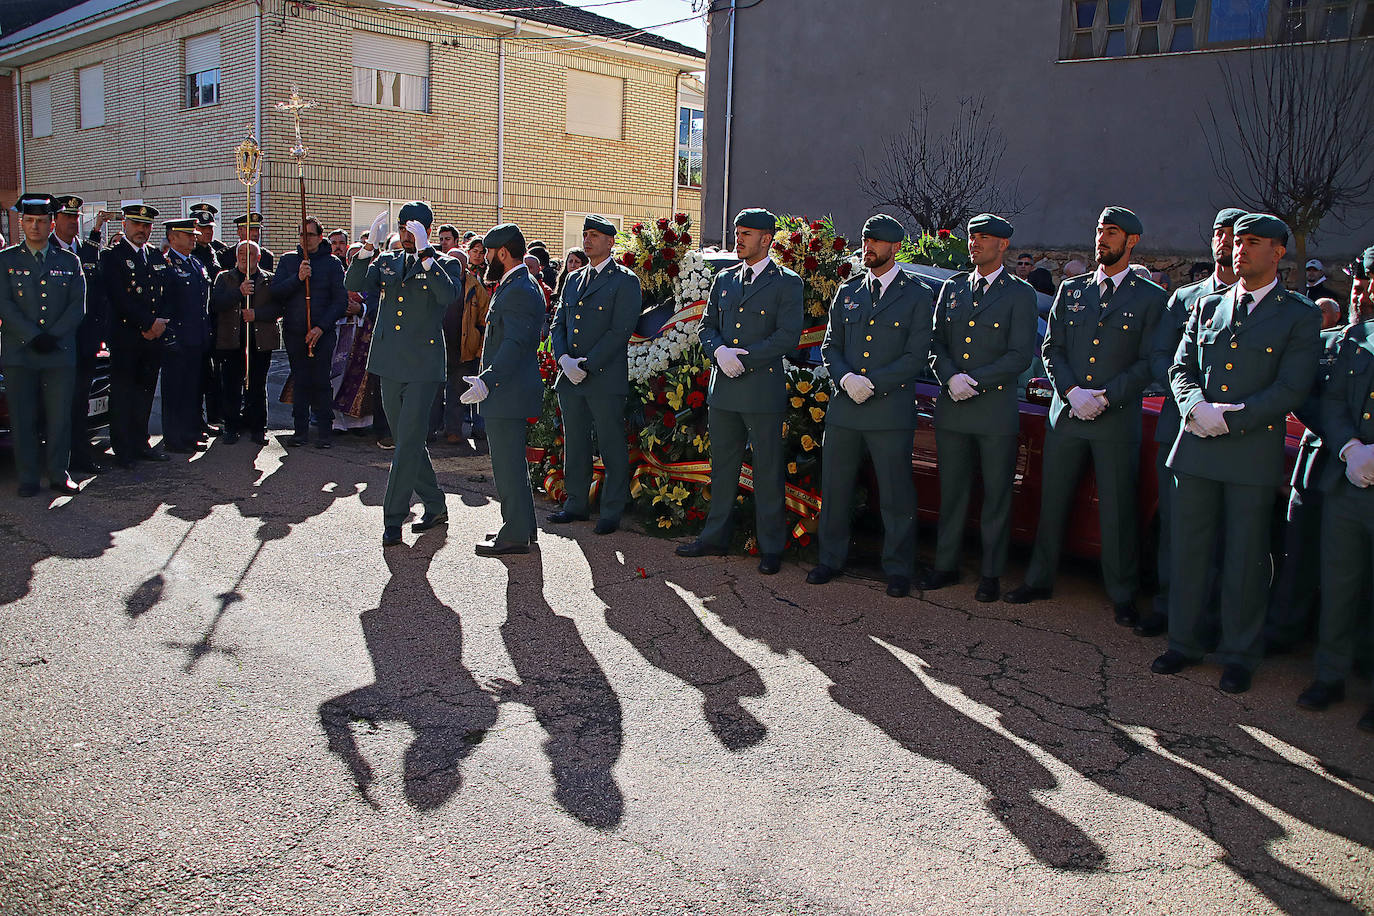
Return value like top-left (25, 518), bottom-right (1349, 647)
top-left (0, 344), bottom-right (111, 442)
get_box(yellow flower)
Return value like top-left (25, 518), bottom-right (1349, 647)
top-left (787, 461), bottom-right (798, 475)
top-left (790, 396), bottom-right (805, 409)
top-left (809, 406), bottom-right (826, 423)
top-left (796, 380), bottom-right (812, 395)
top-left (657, 517), bottom-right (674, 529)
top-left (801, 434), bottom-right (816, 452)
top-left (815, 390), bottom-right (829, 402)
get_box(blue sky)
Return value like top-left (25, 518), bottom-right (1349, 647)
top-left (568, 0), bottom-right (708, 52)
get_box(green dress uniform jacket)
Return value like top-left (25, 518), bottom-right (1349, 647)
top-left (550, 260), bottom-right (642, 521)
top-left (0, 242), bottom-right (86, 368)
top-left (1318, 319), bottom-right (1374, 494)
top-left (816, 267), bottom-right (933, 577)
top-left (928, 268), bottom-right (1039, 578)
top-left (345, 248), bottom-right (459, 384)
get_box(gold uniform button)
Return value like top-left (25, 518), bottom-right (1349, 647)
top-left (859, 368), bottom-right (867, 374)
top-left (865, 335), bottom-right (872, 341)
top-left (394, 325), bottom-right (401, 330)
top-left (1225, 363), bottom-right (1233, 370)
top-left (863, 351), bottom-right (870, 358)
top-left (965, 337), bottom-right (972, 343)
top-left (968, 320), bottom-right (975, 327)
top-left (1266, 347), bottom-right (1273, 353)
top-left (1231, 342), bottom-right (1239, 349)
top-left (429, 339), bottom-right (435, 344)
top-left (733, 338), bottom-right (739, 344)
top-left (396, 296), bottom-right (404, 302)
top-left (1365, 412), bottom-right (1372, 420)
top-left (574, 328), bottom-right (580, 333)
top-left (1089, 357), bottom-right (1096, 363)
top-left (735, 323), bottom-right (741, 328)
top-left (869, 319), bottom-right (876, 326)
top-left (1086, 374), bottom-right (1094, 382)
top-left (396, 311), bottom-right (403, 317)
top-left (760, 310), bottom-right (765, 315)
top-left (1221, 385), bottom-right (1229, 392)
top-left (893, 321), bottom-right (900, 327)
top-left (575, 314), bottom-right (581, 319)
top-left (1123, 324), bottom-right (1129, 330)
top-left (1093, 339), bottom-right (1100, 345)
top-left (963, 353), bottom-right (970, 360)
top-left (997, 385), bottom-right (1004, 391)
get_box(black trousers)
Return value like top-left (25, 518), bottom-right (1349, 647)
top-left (214, 346), bottom-right (273, 435)
top-left (109, 338), bottom-right (162, 459)
top-left (161, 345), bottom-right (204, 449)
top-left (201, 348), bottom-right (222, 425)
top-left (285, 332), bottom-right (334, 435)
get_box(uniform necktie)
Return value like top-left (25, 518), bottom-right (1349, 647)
top-left (973, 277), bottom-right (987, 304)
top-left (1099, 277), bottom-right (1115, 306)
top-left (1239, 292), bottom-right (1254, 314)
top-left (870, 277), bottom-right (882, 301)
top-left (744, 266), bottom-right (754, 286)
top-left (33, 247), bottom-right (44, 266)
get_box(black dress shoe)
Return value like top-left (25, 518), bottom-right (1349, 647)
top-left (1004, 584), bottom-right (1053, 604)
top-left (593, 518), bottom-right (619, 535)
top-left (69, 458), bottom-right (107, 474)
top-left (806, 564), bottom-right (840, 585)
top-left (288, 434), bottom-right (308, 447)
top-left (485, 530), bottom-right (538, 544)
top-left (315, 438), bottom-right (332, 449)
top-left (886, 575), bottom-right (911, 598)
top-left (202, 424), bottom-right (222, 436)
top-left (1218, 664), bottom-right (1253, 694)
top-left (547, 509), bottom-right (589, 524)
top-left (251, 432), bottom-right (268, 446)
top-left (1133, 613), bottom-right (1168, 638)
top-left (221, 431), bottom-right (240, 445)
top-left (1151, 649), bottom-right (1198, 675)
top-left (382, 525), bottom-right (403, 547)
top-left (675, 540), bottom-right (728, 558)
top-left (139, 448), bottom-right (169, 462)
top-left (17, 483), bottom-right (40, 498)
top-left (1297, 679), bottom-right (1345, 711)
top-left (475, 539), bottom-right (530, 556)
top-left (757, 554), bottom-right (781, 575)
top-left (412, 511), bottom-right (448, 533)
top-left (50, 478), bottom-right (80, 495)
top-left (916, 568), bottom-right (960, 591)
top-left (1358, 705), bottom-right (1374, 733)
top-left (1113, 601), bottom-right (1139, 627)
top-left (974, 576), bottom-right (1000, 602)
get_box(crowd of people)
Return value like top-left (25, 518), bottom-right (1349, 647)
top-left (1, 194), bottom-right (1372, 732)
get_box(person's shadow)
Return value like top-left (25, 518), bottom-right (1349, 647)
top-left (318, 531), bottom-right (497, 810)
top-left (580, 534), bottom-right (767, 751)
top-left (493, 552), bottom-right (625, 830)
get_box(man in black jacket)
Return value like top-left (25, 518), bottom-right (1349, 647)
top-left (50, 194), bottom-right (110, 473)
top-left (271, 217), bottom-right (346, 447)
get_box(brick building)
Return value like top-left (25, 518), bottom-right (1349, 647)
top-left (0, 0), bottom-right (705, 256)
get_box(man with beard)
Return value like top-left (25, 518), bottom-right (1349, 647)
top-left (49, 195), bottom-right (110, 474)
top-left (273, 217), bottom-right (346, 448)
top-left (1134, 207), bottom-right (1243, 639)
top-left (458, 223), bottom-right (544, 555)
top-left (1153, 214), bottom-right (1320, 694)
top-left (328, 229), bottom-right (350, 260)
top-left (919, 213), bottom-right (1039, 602)
top-left (806, 214), bottom-right (932, 597)
top-left (547, 214), bottom-right (643, 535)
top-left (676, 208), bottom-right (804, 575)
top-left (346, 203), bottom-right (459, 547)
top-left (1006, 207), bottom-right (1165, 626)
top-left (158, 218), bottom-right (212, 455)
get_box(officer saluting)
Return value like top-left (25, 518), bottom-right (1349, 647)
top-left (1006, 207), bottom-right (1165, 625)
top-left (0, 192), bottom-right (86, 496)
top-left (100, 204), bottom-right (171, 466)
top-left (677, 208), bottom-right (804, 574)
top-left (1152, 213), bottom-right (1321, 694)
top-left (806, 214), bottom-right (931, 598)
top-left (921, 213), bottom-right (1039, 602)
top-left (159, 217), bottom-right (212, 454)
top-left (547, 214), bottom-right (642, 535)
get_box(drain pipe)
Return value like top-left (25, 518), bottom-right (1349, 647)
top-left (255, 4), bottom-right (262, 216)
top-left (720, 0), bottom-right (736, 245)
top-left (497, 20), bottom-right (520, 222)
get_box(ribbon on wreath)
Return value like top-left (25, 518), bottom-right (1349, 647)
top-left (629, 299), bottom-right (707, 345)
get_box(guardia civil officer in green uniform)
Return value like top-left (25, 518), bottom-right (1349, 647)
top-left (345, 202), bottom-right (458, 547)
top-left (920, 213), bottom-right (1039, 602)
top-left (676, 208), bottom-right (804, 575)
top-left (547, 214), bottom-right (642, 534)
top-left (1297, 246), bottom-right (1374, 726)
top-left (458, 223), bottom-right (545, 555)
top-left (1152, 213), bottom-right (1321, 694)
top-left (0, 193), bottom-right (86, 496)
top-left (1006, 207), bottom-right (1165, 625)
top-left (1135, 207), bottom-right (1242, 638)
top-left (804, 215), bottom-right (931, 597)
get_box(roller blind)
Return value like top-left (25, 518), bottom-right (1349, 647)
top-left (185, 32), bottom-right (220, 75)
top-left (566, 70), bottom-right (623, 141)
top-left (79, 64), bottom-right (104, 129)
top-left (353, 31), bottom-right (428, 76)
top-left (30, 79), bottom-right (51, 137)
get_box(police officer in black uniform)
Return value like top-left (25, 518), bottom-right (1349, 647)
top-left (190, 202), bottom-right (227, 435)
top-left (158, 217), bottom-right (212, 454)
top-left (49, 194), bottom-right (111, 474)
top-left (220, 213), bottom-right (274, 273)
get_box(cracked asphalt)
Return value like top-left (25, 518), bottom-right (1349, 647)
top-left (1, 387), bottom-right (1372, 913)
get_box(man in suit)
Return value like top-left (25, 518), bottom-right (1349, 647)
top-left (920, 213), bottom-right (1039, 602)
top-left (210, 241), bottom-right (279, 445)
top-left (0, 193), bottom-right (86, 496)
top-left (274, 216), bottom-right (347, 447)
top-left (1007, 207), bottom-right (1166, 624)
top-left (347, 202), bottom-right (459, 547)
top-left (676, 208), bottom-right (804, 575)
top-left (806, 214), bottom-right (932, 597)
top-left (547, 214), bottom-right (642, 534)
top-left (101, 204), bottom-right (171, 467)
top-left (458, 223), bottom-right (545, 555)
top-left (1152, 214), bottom-right (1321, 694)
top-left (158, 218), bottom-right (212, 454)
top-left (1134, 207), bottom-right (1243, 638)
top-left (49, 194), bottom-right (110, 475)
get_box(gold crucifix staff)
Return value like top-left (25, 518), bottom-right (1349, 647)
top-left (234, 128), bottom-right (262, 392)
top-left (275, 87), bottom-right (319, 355)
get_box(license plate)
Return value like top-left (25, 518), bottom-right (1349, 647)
top-left (87, 395), bottom-right (108, 417)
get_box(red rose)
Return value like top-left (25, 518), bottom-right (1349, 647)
top-left (681, 233), bottom-right (692, 246)
top-left (810, 220), bottom-right (824, 232)
top-left (657, 217), bottom-right (670, 230)
top-left (632, 222), bottom-right (644, 233)
top-left (937, 228), bottom-right (952, 239)
top-left (781, 250), bottom-right (795, 263)
top-left (642, 259), bottom-right (653, 271)
top-left (526, 417), bottom-right (538, 424)
top-left (675, 212), bottom-right (689, 225)
top-left (662, 411), bottom-right (677, 428)
top-left (832, 238), bottom-right (846, 253)
top-left (695, 370), bottom-right (711, 387)
top-left (650, 375), bottom-right (666, 393)
top-left (838, 262), bottom-right (852, 278)
top-left (803, 256), bottom-right (819, 272)
top-left (808, 238), bottom-right (821, 252)
top-left (661, 247), bottom-right (676, 261)
top-left (790, 231), bottom-right (803, 244)
top-left (686, 390), bottom-right (705, 408)
top-left (621, 252), bottom-right (636, 266)
top-left (666, 263), bottom-right (680, 277)
top-left (663, 228), bottom-right (679, 244)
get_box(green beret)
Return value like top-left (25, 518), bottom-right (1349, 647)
top-left (13, 192), bottom-right (55, 216)
top-left (862, 214), bottom-right (905, 243)
top-left (397, 201), bottom-right (434, 230)
top-left (583, 214), bottom-right (617, 237)
top-left (1213, 208), bottom-right (1246, 231)
top-left (967, 213), bottom-right (1014, 239)
top-left (733, 208), bottom-right (777, 232)
top-left (483, 222), bottom-right (525, 252)
top-left (1098, 206), bottom-right (1143, 237)
top-left (164, 217), bottom-right (199, 233)
top-left (1232, 213), bottom-right (1289, 244)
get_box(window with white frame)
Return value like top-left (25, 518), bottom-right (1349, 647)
top-left (677, 106), bottom-right (703, 189)
top-left (185, 32), bottom-right (220, 108)
top-left (352, 32), bottom-right (429, 112)
top-left (30, 79), bottom-right (51, 138)
top-left (562, 212), bottom-right (623, 254)
top-left (79, 64), bottom-right (105, 129)
top-left (566, 70), bottom-right (623, 141)
top-left (181, 195), bottom-right (222, 239)
top-left (350, 197), bottom-right (409, 245)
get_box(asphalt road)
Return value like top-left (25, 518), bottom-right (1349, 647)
top-left (1, 380), bottom-right (1371, 914)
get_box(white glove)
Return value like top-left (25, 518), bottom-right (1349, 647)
top-left (714, 346), bottom-right (748, 379)
top-left (1345, 443), bottom-right (1374, 487)
top-left (1188, 401), bottom-right (1242, 437)
top-left (459, 376), bottom-right (489, 404)
top-left (559, 354), bottom-right (588, 384)
top-left (948, 373), bottom-right (979, 401)
top-left (840, 372), bottom-right (876, 404)
top-left (405, 220), bottom-right (429, 252)
top-left (1067, 386), bottom-right (1106, 420)
top-left (365, 210), bottom-right (388, 251)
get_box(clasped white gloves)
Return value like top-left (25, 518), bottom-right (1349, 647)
top-left (948, 373), bottom-right (979, 401)
top-left (714, 346), bottom-right (749, 378)
top-left (459, 376), bottom-right (489, 404)
top-left (840, 372), bottom-right (876, 404)
top-left (559, 354), bottom-right (588, 384)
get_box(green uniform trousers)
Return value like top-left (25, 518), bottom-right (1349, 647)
top-left (1024, 431), bottom-right (1139, 604)
top-left (1266, 480), bottom-right (1324, 646)
top-left (818, 425), bottom-right (916, 577)
top-left (934, 429), bottom-right (1018, 578)
top-left (1152, 447), bottom-right (1175, 620)
top-left (1168, 472), bottom-right (1276, 669)
top-left (5, 364), bottom-right (75, 488)
top-left (379, 378), bottom-right (446, 528)
top-left (485, 415), bottom-right (536, 545)
top-left (699, 408), bottom-right (786, 555)
top-left (557, 389), bottom-right (628, 521)
top-left (1313, 483), bottom-right (1374, 682)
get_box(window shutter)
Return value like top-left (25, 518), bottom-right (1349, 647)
top-left (566, 70), bottom-right (623, 140)
top-left (185, 32), bottom-right (220, 75)
top-left (352, 31), bottom-right (428, 77)
top-left (79, 65), bottom-right (105, 129)
top-left (30, 79), bottom-right (51, 137)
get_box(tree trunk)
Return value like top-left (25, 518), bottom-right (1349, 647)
top-left (1290, 230), bottom-right (1307, 291)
